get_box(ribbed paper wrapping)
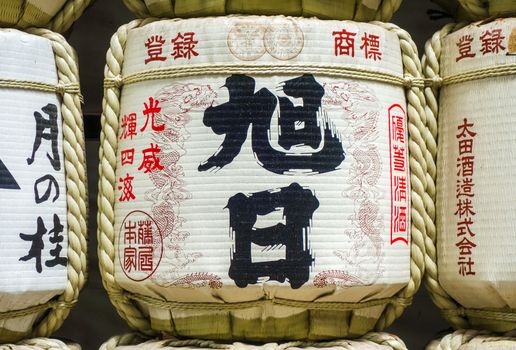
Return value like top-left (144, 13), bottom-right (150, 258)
top-left (0, 28), bottom-right (87, 342)
top-left (0, 0), bottom-right (93, 34)
top-left (423, 18), bottom-right (516, 331)
top-left (425, 330), bottom-right (516, 350)
top-left (99, 332), bottom-right (408, 350)
top-left (121, 0), bottom-right (402, 22)
top-left (99, 15), bottom-right (429, 341)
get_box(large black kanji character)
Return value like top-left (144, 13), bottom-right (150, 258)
top-left (199, 74), bottom-right (345, 174)
top-left (277, 74), bottom-right (324, 150)
top-left (227, 183), bottom-right (319, 289)
top-left (27, 103), bottom-right (61, 171)
top-left (19, 216), bottom-right (46, 273)
top-left (46, 214), bottom-right (67, 268)
top-left (198, 75), bottom-right (255, 171)
top-left (34, 174), bottom-right (60, 203)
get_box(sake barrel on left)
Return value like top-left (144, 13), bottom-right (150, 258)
top-left (0, 28), bottom-right (87, 342)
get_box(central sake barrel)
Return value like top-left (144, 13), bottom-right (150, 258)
top-left (99, 15), bottom-right (427, 340)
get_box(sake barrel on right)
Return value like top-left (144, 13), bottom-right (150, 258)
top-left (431, 18), bottom-right (516, 331)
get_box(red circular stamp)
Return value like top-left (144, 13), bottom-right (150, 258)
top-left (118, 210), bottom-right (163, 282)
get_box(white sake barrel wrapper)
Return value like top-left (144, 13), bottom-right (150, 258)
top-left (0, 29), bottom-right (87, 342)
top-left (99, 332), bottom-right (408, 350)
top-left (0, 0), bottom-right (92, 33)
top-left (424, 18), bottom-right (516, 331)
top-left (121, 0), bottom-right (402, 22)
top-left (425, 329), bottom-right (516, 350)
top-left (99, 16), bottom-right (429, 341)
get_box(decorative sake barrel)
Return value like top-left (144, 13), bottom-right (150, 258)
top-left (98, 16), bottom-right (430, 340)
top-left (122, 0), bottom-right (402, 22)
top-left (426, 330), bottom-right (516, 350)
top-left (431, 0), bottom-right (516, 21)
top-left (0, 28), bottom-right (87, 342)
top-left (423, 18), bottom-right (516, 332)
top-left (0, 338), bottom-right (80, 350)
top-left (0, 0), bottom-right (92, 33)
top-left (100, 332), bottom-right (408, 350)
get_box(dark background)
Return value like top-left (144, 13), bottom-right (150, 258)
top-left (55, 1), bottom-right (454, 349)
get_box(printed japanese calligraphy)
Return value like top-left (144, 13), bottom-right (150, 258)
top-left (228, 183), bottom-right (318, 289)
top-left (199, 74), bottom-right (345, 175)
top-left (118, 210), bottom-right (163, 281)
top-left (19, 103), bottom-right (67, 272)
top-left (438, 18), bottom-right (516, 309)
top-left (114, 17), bottom-right (410, 298)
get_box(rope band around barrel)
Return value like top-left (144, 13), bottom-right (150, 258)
top-left (109, 291), bottom-right (412, 312)
top-left (424, 63), bottom-right (516, 88)
top-left (103, 64), bottom-right (426, 90)
top-left (0, 301), bottom-right (77, 321)
top-left (0, 79), bottom-right (84, 102)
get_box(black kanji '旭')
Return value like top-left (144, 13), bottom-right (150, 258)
top-left (199, 74), bottom-right (345, 174)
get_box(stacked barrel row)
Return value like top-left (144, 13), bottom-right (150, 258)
top-left (0, 1), bottom-right (89, 349)
top-left (98, 0), bottom-right (426, 348)
top-left (422, 0), bottom-right (516, 348)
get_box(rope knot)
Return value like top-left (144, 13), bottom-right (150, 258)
top-left (403, 75), bottom-right (425, 89)
top-left (425, 76), bottom-right (443, 88)
top-left (56, 83), bottom-right (67, 95)
top-left (105, 75), bottom-right (124, 89)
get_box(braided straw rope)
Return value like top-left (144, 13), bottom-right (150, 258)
top-left (98, 17), bottom-right (430, 338)
top-left (47, 0), bottom-right (92, 33)
top-left (100, 332), bottom-right (408, 350)
top-left (0, 338), bottom-right (80, 350)
top-left (421, 22), bottom-right (470, 330)
top-left (422, 22), bottom-right (516, 330)
top-left (425, 329), bottom-right (516, 350)
top-left (0, 27), bottom-right (89, 340)
top-left (122, 0), bottom-right (402, 22)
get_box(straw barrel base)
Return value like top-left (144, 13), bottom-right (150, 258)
top-left (99, 332), bottom-right (408, 350)
top-left (431, 0), bottom-right (516, 21)
top-left (121, 0), bottom-right (402, 22)
top-left (0, 0), bottom-right (92, 33)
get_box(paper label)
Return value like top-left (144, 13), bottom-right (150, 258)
top-left (114, 17), bottom-right (410, 302)
top-left (0, 29), bottom-right (67, 296)
top-left (438, 18), bottom-right (516, 308)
